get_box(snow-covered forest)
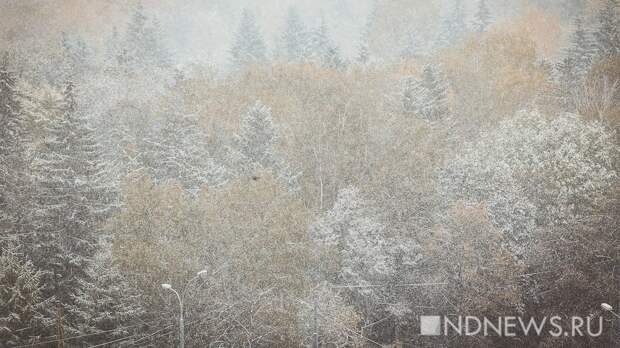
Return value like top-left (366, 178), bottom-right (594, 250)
top-left (0, 0), bottom-right (618, 347)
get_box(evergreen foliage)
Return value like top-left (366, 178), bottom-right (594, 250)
top-left (593, 0), bottom-right (620, 58)
top-left (230, 9), bottom-right (266, 69)
top-left (0, 245), bottom-right (52, 346)
top-left (472, 0), bottom-right (492, 32)
top-left (0, 53), bottom-right (26, 229)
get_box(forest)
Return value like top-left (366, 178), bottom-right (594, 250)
top-left (0, 0), bottom-right (618, 347)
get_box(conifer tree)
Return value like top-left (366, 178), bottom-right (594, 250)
top-left (28, 81), bottom-right (108, 335)
top-left (422, 65), bottom-right (449, 119)
top-left (306, 16), bottom-right (345, 69)
top-left (234, 101), bottom-right (278, 172)
top-left (0, 53), bottom-right (26, 231)
top-left (232, 101), bottom-right (299, 189)
top-left (60, 32), bottom-right (91, 80)
top-left (0, 245), bottom-right (52, 346)
top-left (141, 112), bottom-right (228, 191)
top-left (118, 2), bottom-right (170, 69)
top-left (282, 6), bottom-right (307, 62)
top-left (593, 0), bottom-right (619, 58)
top-left (105, 26), bottom-right (122, 66)
top-left (567, 17), bottom-right (595, 75)
top-left (400, 30), bottom-right (420, 59)
top-left (472, 0), bottom-right (492, 33)
top-left (402, 65), bottom-right (449, 120)
top-left (438, 0), bottom-right (467, 46)
top-left (230, 9), bottom-right (266, 69)
top-left (68, 238), bottom-right (145, 346)
top-left (556, 17), bottom-right (595, 100)
top-left (357, 34), bottom-right (370, 64)
top-left (357, 8), bottom-right (374, 64)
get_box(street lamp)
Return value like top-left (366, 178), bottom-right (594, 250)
top-left (601, 303), bottom-right (620, 319)
top-left (161, 270), bottom-right (209, 348)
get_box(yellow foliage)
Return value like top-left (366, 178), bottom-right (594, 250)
top-left (440, 25), bottom-right (551, 131)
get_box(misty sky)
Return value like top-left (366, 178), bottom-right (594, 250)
top-left (0, 0), bottom-right (596, 69)
top-left (152, 0), bottom-right (374, 66)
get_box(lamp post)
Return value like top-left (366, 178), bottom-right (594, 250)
top-left (162, 270), bottom-right (208, 348)
top-left (601, 303), bottom-right (620, 319)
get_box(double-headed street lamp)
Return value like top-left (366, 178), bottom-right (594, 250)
top-left (162, 270), bottom-right (209, 348)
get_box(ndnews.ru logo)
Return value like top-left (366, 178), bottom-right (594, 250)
top-left (419, 315), bottom-right (604, 337)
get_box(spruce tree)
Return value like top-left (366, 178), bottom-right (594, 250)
top-left (357, 39), bottom-right (370, 64)
top-left (357, 8), bottom-right (374, 64)
top-left (473, 0), bottom-right (492, 33)
top-left (401, 30), bottom-right (420, 59)
top-left (282, 6), bottom-right (307, 62)
top-left (357, 32), bottom-right (370, 64)
top-left (118, 2), bottom-right (170, 69)
top-left (0, 245), bottom-right (53, 346)
top-left (230, 9), bottom-right (266, 69)
top-left (234, 101), bottom-right (278, 171)
top-left (556, 17), bottom-right (595, 95)
top-left (60, 32), bottom-right (91, 81)
top-left (68, 238), bottom-right (145, 346)
top-left (593, 0), bottom-right (619, 58)
top-left (232, 101), bottom-right (298, 189)
top-left (568, 17), bottom-right (595, 75)
top-left (0, 53), bottom-right (26, 231)
top-left (402, 65), bottom-right (449, 121)
top-left (141, 112), bottom-right (227, 191)
top-left (438, 0), bottom-right (467, 47)
top-left (421, 65), bottom-right (449, 119)
top-left (306, 16), bottom-right (345, 69)
top-left (105, 26), bottom-right (122, 66)
top-left (28, 81), bottom-right (107, 335)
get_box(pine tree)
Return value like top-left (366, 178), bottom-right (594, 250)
top-left (593, 0), bottom-right (619, 58)
top-left (282, 6), bottom-right (307, 62)
top-left (556, 17), bottom-right (595, 95)
top-left (0, 245), bottom-right (53, 346)
top-left (438, 0), bottom-right (467, 47)
top-left (28, 81), bottom-right (108, 335)
top-left (119, 2), bottom-right (147, 66)
top-left (230, 9), bottom-right (266, 69)
top-left (357, 8), bottom-right (374, 64)
top-left (324, 46), bottom-right (345, 70)
top-left (68, 238), bottom-right (145, 346)
top-left (60, 32), bottom-right (91, 80)
top-left (357, 36), bottom-right (370, 64)
top-left (421, 65), bottom-right (449, 119)
top-left (105, 26), bottom-right (122, 66)
top-left (357, 41), bottom-right (370, 65)
top-left (402, 65), bottom-right (449, 120)
top-left (234, 101), bottom-right (278, 171)
top-left (400, 30), bottom-right (420, 59)
top-left (402, 76), bottom-right (419, 114)
top-left (232, 101), bottom-right (299, 189)
top-left (306, 16), bottom-right (345, 69)
top-left (0, 53), bottom-right (26, 231)
top-left (141, 112), bottom-right (228, 191)
top-left (118, 2), bottom-right (170, 69)
top-left (568, 17), bottom-right (595, 75)
top-left (472, 0), bottom-right (492, 32)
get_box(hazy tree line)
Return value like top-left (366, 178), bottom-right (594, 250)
top-left (0, 0), bottom-right (619, 347)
